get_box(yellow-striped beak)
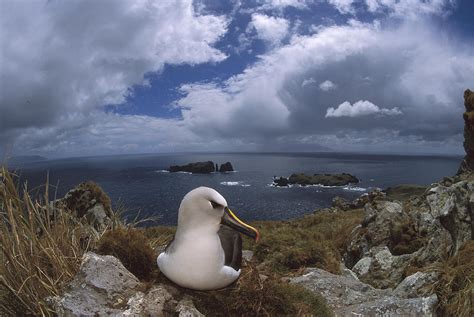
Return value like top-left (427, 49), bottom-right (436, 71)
top-left (221, 207), bottom-right (260, 242)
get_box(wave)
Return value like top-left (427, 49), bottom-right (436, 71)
top-left (220, 181), bottom-right (250, 187)
top-left (155, 170), bottom-right (169, 173)
top-left (269, 183), bottom-right (367, 192)
top-left (342, 186), bottom-right (367, 192)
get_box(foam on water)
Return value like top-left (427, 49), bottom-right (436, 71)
top-left (220, 181), bottom-right (251, 187)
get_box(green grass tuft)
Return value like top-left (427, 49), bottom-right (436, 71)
top-left (96, 227), bottom-right (156, 280)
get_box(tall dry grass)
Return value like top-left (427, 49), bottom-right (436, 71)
top-left (0, 167), bottom-right (109, 315)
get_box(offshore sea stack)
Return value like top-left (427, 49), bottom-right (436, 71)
top-left (458, 89), bottom-right (474, 174)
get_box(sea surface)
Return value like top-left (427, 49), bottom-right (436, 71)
top-left (11, 152), bottom-right (461, 225)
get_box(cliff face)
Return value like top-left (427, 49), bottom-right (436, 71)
top-left (459, 89), bottom-right (474, 174)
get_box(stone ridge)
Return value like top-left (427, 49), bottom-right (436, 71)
top-left (459, 89), bottom-right (474, 174)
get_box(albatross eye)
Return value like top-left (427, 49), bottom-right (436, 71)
top-left (210, 201), bottom-right (221, 209)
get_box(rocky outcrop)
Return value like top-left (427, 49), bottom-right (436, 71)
top-left (272, 173), bottom-right (359, 187)
top-left (169, 161), bottom-right (236, 174)
top-left (53, 182), bottom-right (113, 229)
top-left (51, 252), bottom-right (204, 316)
top-left (219, 162), bottom-right (234, 172)
top-left (343, 177), bottom-right (473, 289)
top-left (290, 268), bottom-right (438, 317)
top-left (169, 161), bottom-right (215, 173)
top-left (459, 89), bottom-right (474, 174)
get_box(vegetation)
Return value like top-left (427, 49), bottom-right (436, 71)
top-left (244, 209), bottom-right (364, 274)
top-left (96, 227), bottom-right (156, 280)
top-left (190, 261), bottom-right (333, 317)
top-left (1, 166), bottom-right (473, 317)
top-left (0, 168), bottom-right (105, 315)
top-left (431, 240), bottom-right (474, 317)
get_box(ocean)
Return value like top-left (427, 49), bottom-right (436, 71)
top-left (11, 152), bottom-right (461, 225)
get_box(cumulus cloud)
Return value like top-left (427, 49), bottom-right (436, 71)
top-left (319, 80), bottom-right (337, 91)
top-left (302, 78), bottom-right (317, 87)
top-left (328, 0), bottom-right (356, 14)
top-left (259, 0), bottom-right (310, 10)
top-left (249, 13), bottom-right (289, 45)
top-left (325, 100), bottom-right (402, 117)
top-left (2, 0), bottom-right (472, 157)
top-left (365, 0), bottom-right (455, 18)
top-left (0, 0), bottom-right (227, 140)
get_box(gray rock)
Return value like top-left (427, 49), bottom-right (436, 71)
top-left (52, 252), bottom-right (205, 316)
top-left (290, 268), bottom-right (438, 317)
top-left (176, 296), bottom-right (205, 317)
top-left (332, 196), bottom-right (351, 211)
top-left (352, 247), bottom-right (412, 289)
top-left (124, 285), bottom-right (173, 316)
top-left (338, 294), bottom-right (438, 317)
top-left (426, 181), bottom-right (473, 252)
top-left (393, 271), bottom-right (439, 298)
top-left (242, 250), bottom-right (254, 262)
top-left (53, 252), bottom-right (140, 316)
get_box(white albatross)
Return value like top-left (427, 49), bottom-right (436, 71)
top-left (157, 187), bottom-right (260, 290)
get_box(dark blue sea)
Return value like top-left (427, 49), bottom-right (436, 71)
top-left (11, 152), bottom-right (461, 225)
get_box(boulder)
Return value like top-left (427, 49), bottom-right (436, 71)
top-left (332, 196), bottom-right (351, 211)
top-left (169, 161), bottom-right (215, 174)
top-left (219, 162), bottom-right (234, 172)
top-left (288, 173), bottom-right (359, 186)
top-left (344, 177), bottom-right (473, 290)
top-left (53, 182), bottom-right (113, 229)
top-left (51, 252), bottom-right (204, 316)
top-left (351, 246), bottom-right (413, 289)
top-left (290, 268), bottom-right (438, 317)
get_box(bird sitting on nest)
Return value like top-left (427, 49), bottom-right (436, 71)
top-left (157, 187), bottom-right (260, 290)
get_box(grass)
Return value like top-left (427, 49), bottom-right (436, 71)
top-left (189, 261), bottom-right (333, 317)
top-left (244, 209), bottom-right (364, 274)
top-left (0, 167), bottom-right (108, 315)
top-left (430, 240), bottom-right (474, 317)
top-left (96, 227), bottom-right (156, 280)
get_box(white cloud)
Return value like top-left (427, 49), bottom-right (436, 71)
top-left (3, 1), bottom-right (473, 157)
top-left (0, 0), bottom-right (228, 135)
top-left (328, 0), bottom-right (356, 14)
top-left (259, 0), bottom-right (310, 10)
top-left (249, 14), bottom-right (290, 45)
top-left (325, 100), bottom-right (402, 117)
top-left (319, 80), bottom-right (337, 91)
top-left (302, 78), bottom-right (317, 87)
top-left (364, 0), bottom-right (455, 18)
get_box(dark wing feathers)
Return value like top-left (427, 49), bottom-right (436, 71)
top-left (218, 225), bottom-right (242, 271)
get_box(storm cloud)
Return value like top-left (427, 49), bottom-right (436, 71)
top-left (0, 0), bottom-right (472, 157)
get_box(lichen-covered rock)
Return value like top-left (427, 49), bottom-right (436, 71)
top-left (52, 252), bottom-right (140, 316)
top-left (52, 252), bottom-right (205, 316)
top-left (54, 182), bottom-right (113, 229)
top-left (458, 89), bottom-right (474, 174)
top-left (426, 181), bottom-right (473, 252)
top-left (344, 200), bottom-right (408, 268)
top-left (332, 196), bottom-right (351, 211)
top-left (290, 268), bottom-right (438, 317)
top-left (352, 246), bottom-right (412, 289)
top-left (393, 271), bottom-right (439, 298)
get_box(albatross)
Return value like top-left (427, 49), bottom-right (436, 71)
top-left (157, 187), bottom-right (260, 290)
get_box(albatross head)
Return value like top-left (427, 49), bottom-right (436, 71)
top-left (177, 187), bottom-right (259, 241)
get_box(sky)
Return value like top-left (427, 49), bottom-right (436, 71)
top-left (1, 0), bottom-right (473, 159)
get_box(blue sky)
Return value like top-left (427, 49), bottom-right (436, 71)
top-left (1, 0), bottom-right (473, 158)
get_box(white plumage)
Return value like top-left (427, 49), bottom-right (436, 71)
top-left (157, 187), bottom-right (259, 290)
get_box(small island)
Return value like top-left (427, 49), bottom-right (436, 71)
top-left (273, 172), bottom-right (359, 187)
top-left (169, 161), bottom-right (234, 174)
